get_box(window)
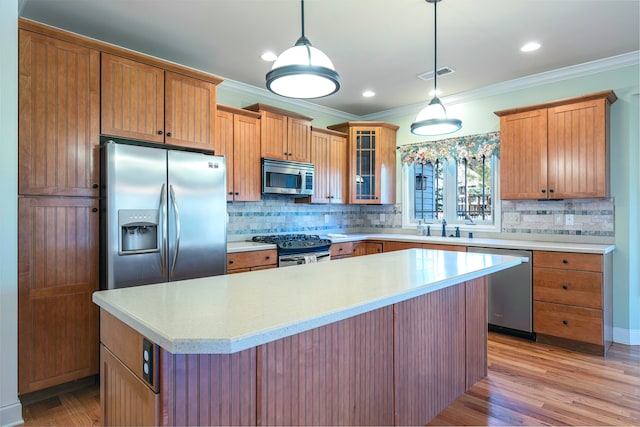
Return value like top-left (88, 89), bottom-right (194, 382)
top-left (403, 155), bottom-right (500, 231)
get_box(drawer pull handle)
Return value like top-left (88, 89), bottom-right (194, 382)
top-left (562, 259), bottom-right (569, 264)
top-left (562, 284), bottom-right (568, 290)
top-left (562, 320), bottom-right (568, 325)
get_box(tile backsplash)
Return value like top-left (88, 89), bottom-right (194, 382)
top-left (227, 196), bottom-right (614, 240)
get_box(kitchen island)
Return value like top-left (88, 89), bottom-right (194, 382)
top-left (93, 248), bottom-right (522, 426)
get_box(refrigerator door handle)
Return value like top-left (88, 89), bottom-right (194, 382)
top-left (159, 183), bottom-right (167, 276)
top-left (169, 184), bottom-right (181, 278)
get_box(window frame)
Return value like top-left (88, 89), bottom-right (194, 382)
top-left (401, 156), bottom-right (501, 233)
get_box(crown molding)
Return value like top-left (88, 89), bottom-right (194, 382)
top-left (218, 79), bottom-right (359, 121)
top-left (219, 51), bottom-right (639, 122)
top-left (364, 51), bottom-right (639, 121)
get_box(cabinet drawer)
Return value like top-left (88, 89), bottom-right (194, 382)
top-left (533, 301), bottom-right (602, 345)
top-left (331, 242), bottom-right (356, 258)
top-left (533, 251), bottom-right (602, 272)
top-left (533, 268), bottom-right (602, 309)
top-left (227, 249), bottom-right (277, 270)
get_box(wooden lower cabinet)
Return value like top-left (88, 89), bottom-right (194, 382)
top-left (533, 251), bottom-right (612, 355)
top-left (383, 241), bottom-right (467, 253)
top-left (227, 249), bottom-right (278, 273)
top-left (330, 241), bottom-right (382, 259)
top-left (18, 196), bottom-right (99, 393)
top-left (99, 277), bottom-right (487, 426)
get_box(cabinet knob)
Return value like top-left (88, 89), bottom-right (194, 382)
top-left (235, 192), bottom-right (239, 195)
top-left (562, 320), bottom-right (568, 325)
top-left (265, 256), bottom-right (270, 260)
top-left (541, 189), bottom-right (546, 193)
top-left (92, 183), bottom-right (99, 189)
top-left (158, 130), bottom-right (163, 135)
top-left (92, 208), bottom-right (98, 212)
top-left (284, 152), bottom-right (288, 156)
top-left (339, 248), bottom-right (343, 251)
top-left (166, 132), bottom-right (172, 137)
top-left (229, 192), bottom-right (234, 195)
top-left (228, 260), bottom-right (234, 264)
top-left (562, 284), bottom-right (568, 290)
top-left (549, 189), bottom-right (555, 193)
top-left (562, 259), bottom-right (568, 264)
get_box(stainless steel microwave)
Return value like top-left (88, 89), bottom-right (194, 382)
top-left (262, 158), bottom-right (314, 196)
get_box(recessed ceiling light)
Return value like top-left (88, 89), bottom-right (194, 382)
top-left (260, 51), bottom-right (278, 62)
top-left (521, 42), bottom-right (541, 52)
top-left (362, 90), bottom-right (375, 97)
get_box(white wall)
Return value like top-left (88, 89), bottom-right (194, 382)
top-left (0, 1), bottom-right (22, 426)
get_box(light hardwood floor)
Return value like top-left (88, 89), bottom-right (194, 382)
top-left (20, 332), bottom-right (639, 426)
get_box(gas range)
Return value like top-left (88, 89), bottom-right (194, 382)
top-left (251, 234), bottom-right (332, 266)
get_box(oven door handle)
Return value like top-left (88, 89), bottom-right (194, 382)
top-left (279, 252), bottom-right (331, 263)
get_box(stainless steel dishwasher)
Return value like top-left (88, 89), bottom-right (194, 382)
top-left (467, 246), bottom-right (534, 339)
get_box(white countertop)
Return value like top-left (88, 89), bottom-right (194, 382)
top-left (326, 233), bottom-right (615, 254)
top-left (93, 249), bottom-right (522, 354)
top-left (227, 241), bottom-right (276, 253)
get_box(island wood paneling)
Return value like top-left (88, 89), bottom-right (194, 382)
top-left (393, 284), bottom-right (467, 426)
top-left (465, 277), bottom-right (488, 387)
top-left (160, 348), bottom-right (257, 426)
top-left (100, 345), bottom-right (159, 426)
top-left (257, 307), bottom-right (395, 426)
top-left (18, 29), bottom-right (100, 197)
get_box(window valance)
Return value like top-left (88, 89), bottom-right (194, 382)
top-left (398, 131), bottom-right (500, 165)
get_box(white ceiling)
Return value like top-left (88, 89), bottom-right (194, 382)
top-left (19, 0), bottom-right (640, 117)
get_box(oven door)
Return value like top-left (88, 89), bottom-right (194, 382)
top-left (278, 250), bottom-right (331, 267)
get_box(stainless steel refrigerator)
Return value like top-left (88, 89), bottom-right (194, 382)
top-left (101, 139), bottom-right (227, 289)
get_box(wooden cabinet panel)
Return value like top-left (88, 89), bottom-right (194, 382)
top-left (533, 301), bottom-right (603, 345)
top-left (18, 196), bottom-right (99, 393)
top-left (287, 116), bottom-right (312, 162)
top-left (310, 130), bottom-right (331, 203)
top-left (383, 241), bottom-right (466, 253)
top-left (101, 53), bottom-right (164, 143)
top-left (259, 109), bottom-right (288, 160)
top-left (547, 99), bottom-right (608, 198)
top-left (499, 109), bottom-right (548, 199)
top-left (533, 251), bottom-right (602, 272)
top-left (164, 71), bottom-right (216, 150)
top-left (330, 241), bottom-right (357, 259)
top-left (227, 249), bottom-right (278, 272)
top-left (100, 345), bottom-right (159, 426)
top-left (533, 268), bottom-right (602, 309)
top-left (18, 29), bottom-right (100, 197)
top-left (216, 109), bottom-right (235, 200)
top-left (329, 133), bottom-right (348, 204)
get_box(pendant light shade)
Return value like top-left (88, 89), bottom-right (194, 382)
top-left (411, 0), bottom-right (462, 136)
top-left (266, 0), bottom-right (340, 99)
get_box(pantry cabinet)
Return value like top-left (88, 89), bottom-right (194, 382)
top-left (327, 122), bottom-right (398, 204)
top-left (216, 105), bottom-right (262, 202)
top-left (532, 250), bottom-right (612, 355)
top-left (18, 29), bottom-right (100, 197)
top-left (244, 103), bottom-right (313, 162)
top-left (101, 53), bottom-right (217, 150)
top-left (495, 91), bottom-right (616, 200)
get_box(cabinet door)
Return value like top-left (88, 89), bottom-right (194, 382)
top-left (499, 109), bottom-right (548, 199)
top-left (547, 99), bottom-right (608, 198)
top-left (18, 196), bottom-right (99, 393)
top-left (287, 117), bottom-right (312, 162)
top-left (165, 71), bottom-right (216, 150)
top-left (101, 53), bottom-right (164, 143)
top-left (216, 110), bottom-right (235, 201)
top-left (19, 30), bottom-right (100, 197)
top-left (233, 113), bottom-right (261, 201)
top-left (311, 131), bottom-right (331, 204)
top-left (329, 134), bottom-right (348, 204)
top-left (260, 110), bottom-right (288, 160)
top-left (350, 127), bottom-right (381, 204)
top-left (379, 126), bottom-right (397, 204)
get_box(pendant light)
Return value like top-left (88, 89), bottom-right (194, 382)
top-left (411, 0), bottom-right (462, 136)
top-left (266, 0), bottom-right (340, 99)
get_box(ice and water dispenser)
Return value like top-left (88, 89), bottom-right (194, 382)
top-left (118, 209), bottom-right (159, 254)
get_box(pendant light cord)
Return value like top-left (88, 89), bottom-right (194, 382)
top-left (433, 0), bottom-right (438, 94)
top-left (301, 0), bottom-right (305, 38)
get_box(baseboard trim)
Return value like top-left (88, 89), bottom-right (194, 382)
top-left (0, 401), bottom-right (24, 427)
top-left (613, 327), bottom-right (640, 345)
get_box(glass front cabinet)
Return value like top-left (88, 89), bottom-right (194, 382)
top-left (328, 122), bottom-right (398, 204)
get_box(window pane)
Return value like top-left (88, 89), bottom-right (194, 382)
top-left (413, 161), bottom-right (444, 221)
top-left (456, 156), bottom-right (492, 222)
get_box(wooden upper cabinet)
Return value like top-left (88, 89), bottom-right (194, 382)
top-left (498, 109), bottom-right (548, 199)
top-left (245, 103), bottom-right (313, 162)
top-left (327, 122), bottom-right (398, 204)
top-left (18, 196), bottom-right (100, 393)
top-left (329, 133), bottom-right (348, 204)
top-left (306, 127), bottom-right (347, 204)
top-left (216, 105), bottom-right (261, 202)
top-left (101, 53), bottom-right (165, 143)
top-left (495, 91), bottom-right (616, 200)
top-left (102, 54), bottom-right (217, 150)
top-left (18, 29), bottom-right (100, 197)
top-left (164, 71), bottom-right (216, 150)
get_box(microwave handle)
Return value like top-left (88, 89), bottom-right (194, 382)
top-left (297, 172), bottom-right (302, 189)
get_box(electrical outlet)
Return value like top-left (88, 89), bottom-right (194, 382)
top-left (565, 214), bottom-right (575, 226)
top-left (380, 213), bottom-right (385, 222)
top-left (555, 214), bottom-right (563, 225)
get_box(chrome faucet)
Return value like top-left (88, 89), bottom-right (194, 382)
top-left (441, 219), bottom-right (447, 237)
